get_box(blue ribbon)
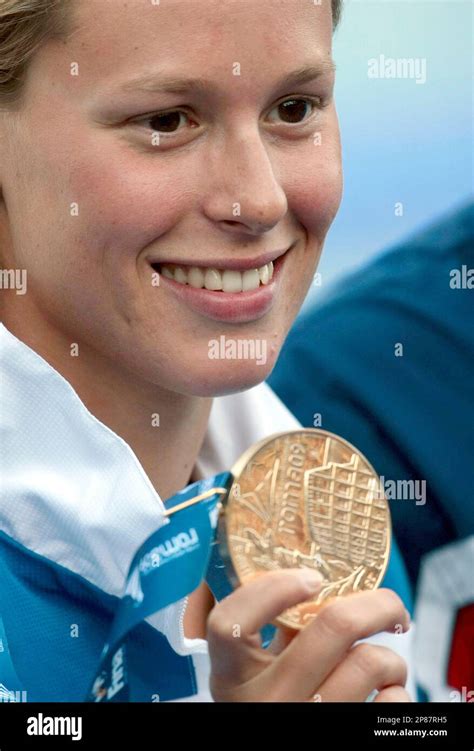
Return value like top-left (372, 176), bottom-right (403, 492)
top-left (85, 472), bottom-right (234, 702)
top-left (0, 615), bottom-right (26, 702)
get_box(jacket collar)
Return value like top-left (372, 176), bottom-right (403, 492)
top-left (0, 322), bottom-right (300, 601)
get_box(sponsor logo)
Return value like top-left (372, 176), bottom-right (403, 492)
top-left (124, 527), bottom-right (200, 606)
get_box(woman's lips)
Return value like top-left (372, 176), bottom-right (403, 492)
top-left (150, 249), bottom-right (290, 324)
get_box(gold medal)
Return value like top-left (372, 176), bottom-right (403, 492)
top-left (217, 429), bottom-right (391, 630)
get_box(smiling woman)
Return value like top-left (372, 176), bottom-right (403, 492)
top-left (0, 0), bottom-right (413, 706)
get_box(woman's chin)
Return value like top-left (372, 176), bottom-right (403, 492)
top-left (177, 355), bottom-right (279, 398)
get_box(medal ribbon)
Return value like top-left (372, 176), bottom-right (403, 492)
top-left (85, 471), bottom-right (235, 702)
top-left (0, 616), bottom-right (26, 702)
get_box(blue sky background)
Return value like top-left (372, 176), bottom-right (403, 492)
top-left (303, 0), bottom-right (473, 311)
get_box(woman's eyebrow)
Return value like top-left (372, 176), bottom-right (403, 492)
top-left (113, 61), bottom-right (336, 96)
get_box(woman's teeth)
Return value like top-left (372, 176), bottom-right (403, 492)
top-left (159, 261), bottom-right (274, 292)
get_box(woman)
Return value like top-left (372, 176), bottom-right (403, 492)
top-left (0, 0), bottom-right (412, 702)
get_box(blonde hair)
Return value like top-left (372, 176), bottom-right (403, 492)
top-left (0, 0), bottom-right (72, 108)
top-left (0, 0), bottom-right (342, 108)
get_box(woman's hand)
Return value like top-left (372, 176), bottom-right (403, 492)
top-left (206, 569), bottom-right (411, 702)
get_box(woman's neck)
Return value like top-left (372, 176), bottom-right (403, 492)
top-left (79, 368), bottom-right (213, 502)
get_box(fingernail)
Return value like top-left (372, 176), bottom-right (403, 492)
top-left (297, 569), bottom-right (324, 593)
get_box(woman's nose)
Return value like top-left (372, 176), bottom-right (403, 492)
top-left (202, 132), bottom-right (289, 235)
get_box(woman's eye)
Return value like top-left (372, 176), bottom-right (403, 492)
top-left (131, 96), bottom-right (322, 139)
top-left (137, 109), bottom-right (192, 135)
top-left (267, 97), bottom-right (321, 125)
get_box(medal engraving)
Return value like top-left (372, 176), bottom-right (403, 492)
top-left (218, 430), bottom-right (391, 629)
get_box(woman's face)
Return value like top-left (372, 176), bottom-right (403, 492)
top-left (0, 0), bottom-right (342, 397)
